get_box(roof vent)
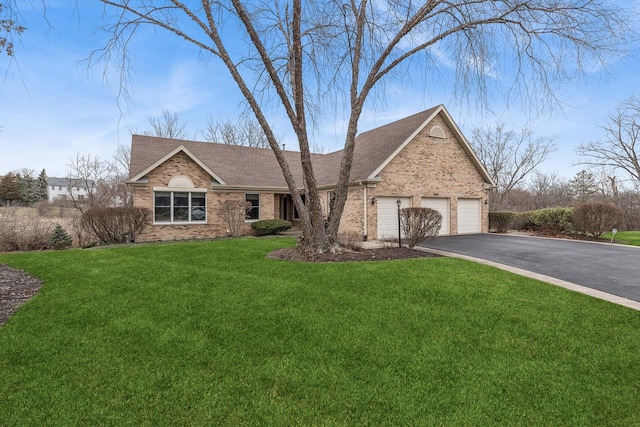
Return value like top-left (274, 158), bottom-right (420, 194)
top-left (168, 175), bottom-right (195, 188)
top-left (430, 126), bottom-right (445, 139)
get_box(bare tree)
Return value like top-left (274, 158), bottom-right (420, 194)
top-left (132, 109), bottom-right (189, 140)
top-left (0, 2), bottom-right (26, 57)
top-left (203, 117), bottom-right (269, 148)
top-left (110, 144), bottom-right (133, 206)
top-left (95, 0), bottom-right (630, 252)
top-left (526, 171), bottom-right (572, 210)
top-left (471, 123), bottom-right (555, 210)
top-left (66, 153), bottom-right (115, 212)
top-left (576, 96), bottom-right (640, 187)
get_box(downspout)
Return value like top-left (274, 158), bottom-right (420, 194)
top-left (363, 184), bottom-right (368, 241)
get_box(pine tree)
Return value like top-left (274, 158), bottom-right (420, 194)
top-left (569, 170), bottom-right (599, 204)
top-left (50, 224), bottom-right (73, 249)
top-left (18, 172), bottom-right (38, 206)
top-left (36, 169), bottom-right (49, 203)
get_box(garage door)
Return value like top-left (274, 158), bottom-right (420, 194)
top-left (421, 197), bottom-right (450, 235)
top-left (457, 198), bottom-right (481, 234)
top-left (377, 197), bottom-right (411, 239)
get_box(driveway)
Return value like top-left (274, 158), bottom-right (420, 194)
top-left (418, 234), bottom-right (640, 305)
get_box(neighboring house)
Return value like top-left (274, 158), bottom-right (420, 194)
top-left (47, 177), bottom-right (94, 203)
top-left (128, 105), bottom-right (496, 242)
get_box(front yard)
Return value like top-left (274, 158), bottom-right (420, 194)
top-left (1, 238), bottom-right (639, 425)
top-left (602, 230), bottom-right (640, 246)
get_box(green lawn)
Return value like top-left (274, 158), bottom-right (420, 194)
top-left (602, 230), bottom-right (640, 246)
top-left (1, 238), bottom-right (640, 426)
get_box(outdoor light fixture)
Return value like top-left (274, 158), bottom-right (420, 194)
top-left (484, 199), bottom-right (488, 205)
top-left (371, 196), bottom-right (377, 205)
top-left (396, 198), bottom-right (402, 248)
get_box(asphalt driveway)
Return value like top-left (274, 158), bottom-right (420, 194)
top-left (418, 234), bottom-right (640, 303)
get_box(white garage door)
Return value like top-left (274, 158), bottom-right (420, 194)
top-left (421, 197), bottom-right (450, 236)
top-left (457, 198), bottom-right (481, 234)
top-left (377, 197), bottom-right (411, 239)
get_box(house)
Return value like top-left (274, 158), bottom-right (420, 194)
top-left (127, 105), bottom-right (495, 242)
top-left (47, 177), bottom-right (95, 203)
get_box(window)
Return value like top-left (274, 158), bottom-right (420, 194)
top-left (154, 191), bottom-right (207, 223)
top-left (245, 194), bottom-right (259, 220)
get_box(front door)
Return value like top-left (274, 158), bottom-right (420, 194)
top-left (280, 195), bottom-right (289, 221)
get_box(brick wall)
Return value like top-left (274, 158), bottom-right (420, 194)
top-left (341, 114), bottom-right (489, 238)
top-left (134, 152), bottom-right (276, 242)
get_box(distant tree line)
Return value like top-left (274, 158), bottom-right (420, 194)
top-left (0, 169), bottom-right (48, 206)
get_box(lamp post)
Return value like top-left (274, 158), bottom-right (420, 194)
top-left (396, 198), bottom-right (402, 248)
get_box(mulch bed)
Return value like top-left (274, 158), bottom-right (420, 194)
top-left (0, 264), bottom-right (43, 327)
top-left (267, 246), bottom-right (440, 262)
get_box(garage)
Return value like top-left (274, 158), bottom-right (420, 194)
top-left (377, 196), bottom-right (411, 239)
top-left (421, 197), bottom-right (450, 235)
top-left (457, 198), bottom-right (481, 234)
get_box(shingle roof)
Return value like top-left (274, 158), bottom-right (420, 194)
top-left (128, 105), bottom-right (492, 189)
top-left (129, 136), bottom-right (307, 187)
top-left (48, 177), bottom-right (94, 188)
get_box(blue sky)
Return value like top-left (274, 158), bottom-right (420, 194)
top-left (1, 1), bottom-right (639, 182)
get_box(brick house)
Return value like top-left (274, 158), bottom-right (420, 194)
top-left (127, 105), bottom-right (495, 242)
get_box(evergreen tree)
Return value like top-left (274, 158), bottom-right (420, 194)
top-left (0, 172), bottom-right (21, 206)
top-left (36, 169), bottom-right (48, 203)
top-left (569, 170), bottom-right (599, 203)
top-left (18, 172), bottom-right (37, 205)
top-left (15, 169), bottom-right (46, 206)
top-left (50, 224), bottom-right (73, 249)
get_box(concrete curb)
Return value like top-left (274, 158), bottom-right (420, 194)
top-left (499, 231), bottom-right (640, 249)
top-left (413, 246), bottom-right (640, 312)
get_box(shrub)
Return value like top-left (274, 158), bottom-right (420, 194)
top-left (0, 208), bottom-right (53, 252)
top-left (400, 207), bottom-right (442, 248)
top-left (573, 202), bottom-right (623, 238)
top-left (50, 224), bottom-right (73, 250)
top-left (251, 219), bottom-right (292, 236)
top-left (529, 207), bottom-right (573, 235)
top-left (510, 211), bottom-right (536, 231)
top-left (81, 207), bottom-right (151, 244)
top-left (218, 200), bottom-right (252, 237)
top-left (489, 212), bottom-right (514, 233)
top-left (378, 237), bottom-right (398, 249)
top-left (338, 231), bottom-right (363, 251)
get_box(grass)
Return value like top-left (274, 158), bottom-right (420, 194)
top-left (1, 237), bottom-right (640, 426)
top-left (601, 230), bottom-right (640, 246)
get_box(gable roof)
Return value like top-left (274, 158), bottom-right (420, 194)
top-left (128, 105), bottom-right (494, 189)
top-left (129, 135), bottom-right (313, 188)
